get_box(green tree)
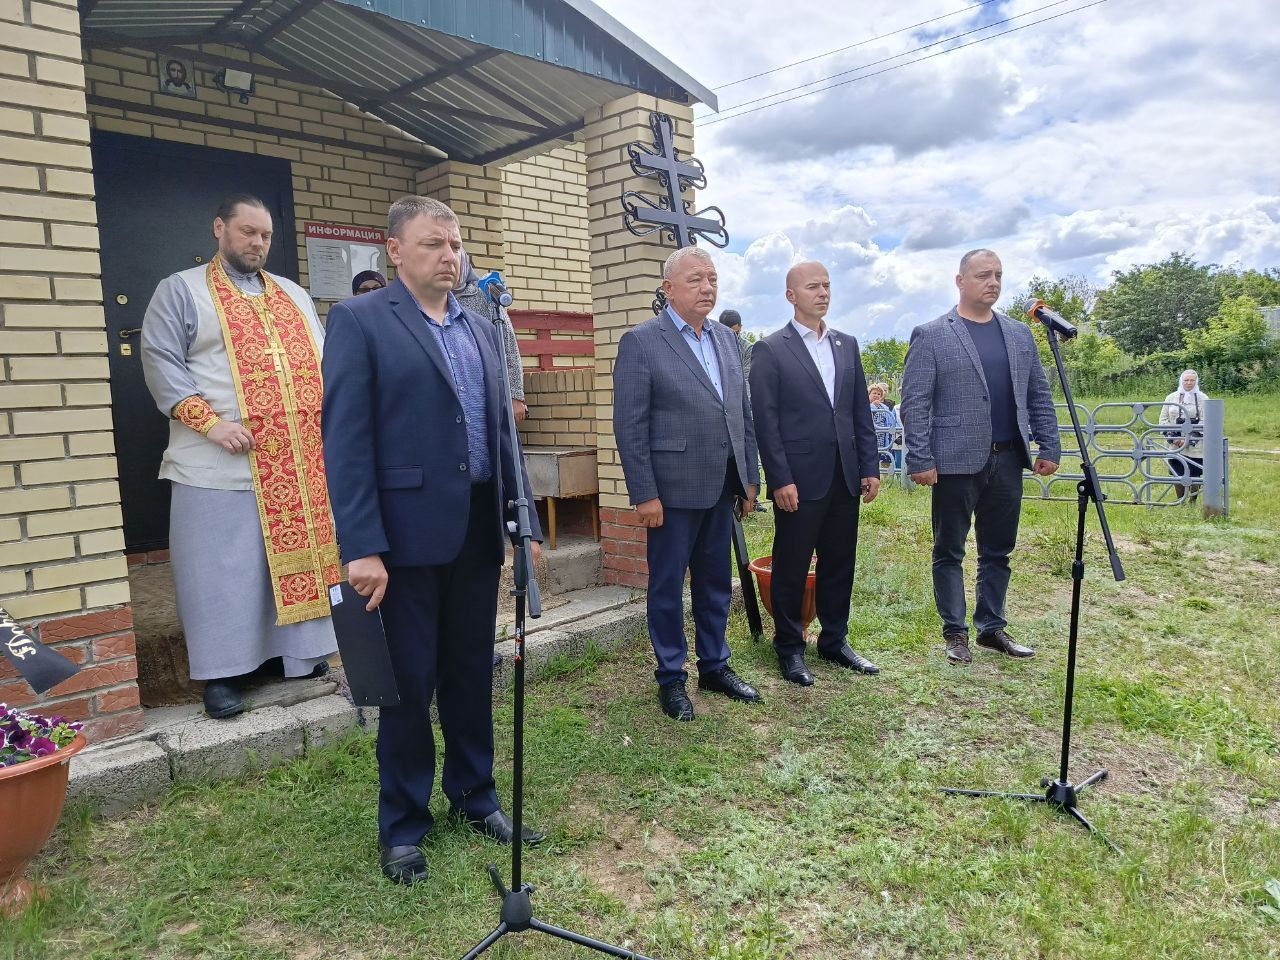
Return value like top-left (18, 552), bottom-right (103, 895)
top-left (1183, 295), bottom-right (1274, 368)
top-left (1215, 266), bottom-right (1280, 306)
top-left (1091, 252), bottom-right (1220, 356)
top-left (861, 337), bottom-right (909, 388)
top-left (1004, 273), bottom-right (1099, 369)
top-left (1007, 273), bottom-right (1096, 325)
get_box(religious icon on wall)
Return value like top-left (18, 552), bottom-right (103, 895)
top-left (157, 55), bottom-right (197, 99)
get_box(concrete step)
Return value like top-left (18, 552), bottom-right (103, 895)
top-left (496, 582), bottom-right (637, 639)
top-left (68, 581), bottom-right (649, 817)
top-left (502, 535), bottom-right (601, 596)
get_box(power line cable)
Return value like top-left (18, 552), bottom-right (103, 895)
top-left (701, 0), bottom-right (1109, 127)
top-left (705, 0), bottom-right (1081, 118)
top-left (712, 0), bottom-right (1004, 91)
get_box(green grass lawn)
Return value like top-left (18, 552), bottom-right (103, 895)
top-left (6, 401), bottom-right (1279, 960)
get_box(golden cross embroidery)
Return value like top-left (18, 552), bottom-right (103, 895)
top-left (253, 298), bottom-right (288, 372)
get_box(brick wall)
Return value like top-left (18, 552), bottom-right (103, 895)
top-left (501, 145), bottom-right (591, 313)
top-left (82, 42), bottom-right (439, 315)
top-left (0, 0), bottom-right (141, 741)
top-left (517, 369), bottom-right (595, 449)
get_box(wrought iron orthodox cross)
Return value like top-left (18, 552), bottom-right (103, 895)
top-left (620, 112), bottom-right (729, 312)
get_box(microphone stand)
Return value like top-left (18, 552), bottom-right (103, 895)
top-left (460, 295), bottom-right (659, 960)
top-left (939, 312), bottom-right (1126, 855)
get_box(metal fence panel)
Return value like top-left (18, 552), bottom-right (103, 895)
top-left (885, 400), bottom-right (1228, 515)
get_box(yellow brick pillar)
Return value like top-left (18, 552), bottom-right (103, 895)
top-left (415, 161), bottom-right (506, 275)
top-left (0, 0), bottom-right (141, 741)
top-left (584, 95), bottom-right (695, 588)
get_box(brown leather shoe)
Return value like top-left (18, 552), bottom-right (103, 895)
top-left (976, 628), bottom-right (1035, 658)
top-left (944, 632), bottom-right (972, 665)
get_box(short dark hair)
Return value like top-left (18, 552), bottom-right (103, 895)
top-left (387, 195), bottom-right (457, 238)
top-left (215, 194), bottom-right (268, 224)
top-left (959, 248), bottom-right (999, 273)
top-left (718, 309), bottom-right (742, 329)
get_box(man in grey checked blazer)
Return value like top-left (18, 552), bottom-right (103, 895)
top-left (613, 246), bottom-right (762, 721)
top-left (899, 249), bottom-right (1061, 666)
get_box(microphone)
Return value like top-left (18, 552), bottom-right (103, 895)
top-left (477, 270), bottom-right (514, 308)
top-left (1026, 299), bottom-right (1078, 341)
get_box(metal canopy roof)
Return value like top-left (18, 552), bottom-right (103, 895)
top-left (78, 0), bottom-right (717, 165)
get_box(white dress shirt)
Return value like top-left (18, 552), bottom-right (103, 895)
top-left (790, 318), bottom-right (836, 405)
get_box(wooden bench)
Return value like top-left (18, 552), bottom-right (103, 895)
top-left (523, 446), bottom-right (599, 550)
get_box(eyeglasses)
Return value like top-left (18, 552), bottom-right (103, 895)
top-left (356, 283), bottom-right (383, 295)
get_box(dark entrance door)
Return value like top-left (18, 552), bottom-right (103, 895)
top-left (92, 131), bottom-right (298, 552)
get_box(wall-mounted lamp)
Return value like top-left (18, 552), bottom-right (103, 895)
top-left (215, 68), bottom-right (256, 104)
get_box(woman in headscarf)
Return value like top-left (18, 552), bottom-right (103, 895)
top-left (452, 247), bottom-right (528, 421)
top-left (351, 270), bottom-right (386, 296)
top-left (1159, 369), bottom-right (1208, 502)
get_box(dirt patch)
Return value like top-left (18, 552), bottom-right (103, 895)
top-left (130, 561), bottom-right (198, 706)
top-left (569, 804), bottom-right (695, 910)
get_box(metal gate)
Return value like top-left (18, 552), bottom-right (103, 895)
top-left (881, 399), bottom-right (1229, 516)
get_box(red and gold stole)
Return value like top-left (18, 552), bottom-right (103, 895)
top-left (206, 257), bottom-right (340, 624)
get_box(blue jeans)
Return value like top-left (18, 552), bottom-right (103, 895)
top-left (930, 448), bottom-right (1024, 638)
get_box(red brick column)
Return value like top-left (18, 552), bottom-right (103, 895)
top-left (599, 507), bottom-right (648, 588)
top-left (0, 606), bottom-right (144, 743)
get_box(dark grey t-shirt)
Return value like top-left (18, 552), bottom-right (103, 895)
top-left (962, 317), bottom-right (1016, 444)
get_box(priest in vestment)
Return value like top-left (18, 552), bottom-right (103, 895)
top-left (141, 194), bottom-right (338, 719)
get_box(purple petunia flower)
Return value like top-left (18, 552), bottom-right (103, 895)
top-left (6, 726), bottom-right (32, 750)
top-left (0, 702), bottom-right (82, 766)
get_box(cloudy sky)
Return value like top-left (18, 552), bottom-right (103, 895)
top-left (593, 0), bottom-right (1280, 340)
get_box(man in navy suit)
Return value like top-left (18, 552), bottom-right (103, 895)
top-left (613, 246), bottom-right (762, 721)
top-left (749, 262), bottom-right (882, 686)
top-left (899, 249), bottom-right (1060, 666)
top-left (322, 196), bottom-right (544, 886)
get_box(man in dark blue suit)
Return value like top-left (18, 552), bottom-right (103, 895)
top-left (322, 196), bottom-right (544, 886)
top-left (749, 262), bottom-right (882, 686)
top-left (613, 246), bottom-right (762, 721)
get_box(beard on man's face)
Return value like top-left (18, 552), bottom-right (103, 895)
top-left (222, 247), bottom-right (264, 275)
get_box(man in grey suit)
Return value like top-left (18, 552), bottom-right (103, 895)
top-left (614, 246), bottom-right (762, 721)
top-left (900, 249), bottom-right (1061, 666)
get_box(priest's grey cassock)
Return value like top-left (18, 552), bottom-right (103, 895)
top-left (141, 260), bottom-right (337, 681)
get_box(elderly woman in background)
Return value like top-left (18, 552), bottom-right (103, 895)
top-left (869, 381), bottom-right (902, 471)
top-left (452, 247), bottom-right (529, 422)
top-left (1159, 369), bottom-right (1209, 503)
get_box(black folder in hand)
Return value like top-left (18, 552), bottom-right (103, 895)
top-left (327, 582), bottom-right (400, 707)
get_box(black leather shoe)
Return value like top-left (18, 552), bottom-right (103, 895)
top-left (945, 631), bottom-right (972, 665)
top-left (976, 628), bottom-right (1035, 658)
top-left (778, 653), bottom-right (814, 686)
top-left (697, 666), bottom-right (762, 702)
top-left (659, 679), bottom-right (694, 721)
top-left (818, 643), bottom-right (880, 674)
top-left (203, 680), bottom-right (243, 719)
top-left (463, 809), bottom-right (545, 847)
top-left (380, 844), bottom-right (428, 885)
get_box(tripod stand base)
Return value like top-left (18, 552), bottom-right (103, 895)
top-left (460, 864), bottom-right (657, 959)
top-left (940, 769), bottom-right (1121, 854)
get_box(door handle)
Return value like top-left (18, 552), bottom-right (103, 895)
top-left (118, 327), bottom-right (143, 339)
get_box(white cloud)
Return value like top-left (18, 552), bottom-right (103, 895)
top-left (1036, 211), bottom-right (1144, 261)
top-left (592, 0), bottom-right (1280, 341)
